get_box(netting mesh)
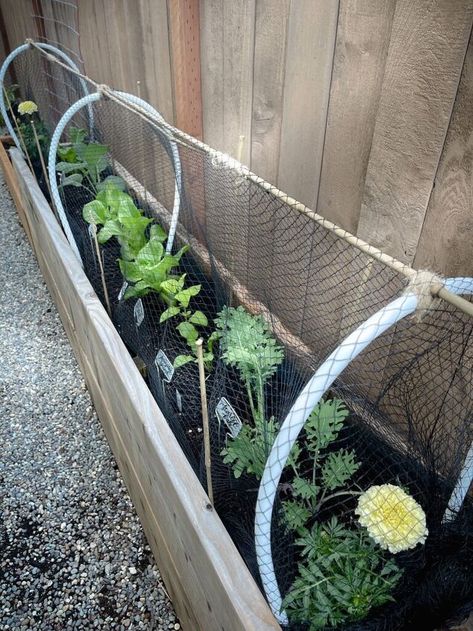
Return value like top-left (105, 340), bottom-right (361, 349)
top-left (4, 43), bottom-right (473, 631)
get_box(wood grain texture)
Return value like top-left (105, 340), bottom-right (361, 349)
top-left (10, 148), bottom-right (280, 631)
top-left (316, 0), bottom-right (396, 233)
top-left (277, 0), bottom-right (339, 209)
top-left (250, 0), bottom-right (290, 182)
top-left (414, 31), bottom-right (473, 277)
top-left (168, 0), bottom-right (202, 138)
top-left (200, 0), bottom-right (256, 164)
top-left (357, 0), bottom-right (473, 264)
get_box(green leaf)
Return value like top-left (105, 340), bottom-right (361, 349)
top-left (321, 449), bottom-right (360, 491)
top-left (177, 321), bottom-right (198, 345)
top-left (118, 259), bottom-right (142, 283)
top-left (123, 280), bottom-right (151, 299)
top-left (189, 310), bottom-right (208, 326)
top-left (56, 160), bottom-right (84, 174)
top-left (159, 306), bottom-right (180, 323)
top-left (59, 173), bottom-right (83, 188)
top-left (96, 185), bottom-right (130, 210)
top-left (160, 276), bottom-right (185, 295)
top-left (97, 175), bottom-right (126, 192)
top-left (78, 143), bottom-right (108, 170)
top-left (150, 223), bottom-right (168, 242)
top-left (175, 284), bottom-right (201, 308)
top-left (82, 200), bottom-right (107, 225)
top-left (172, 245), bottom-right (189, 261)
top-left (69, 126), bottom-right (87, 146)
top-left (306, 398), bottom-right (350, 452)
top-left (136, 238), bottom-right (164, 266)
top-left (57, 145), bottom-right (77, 162)
top-left (282, 500), bottom-right (311, 532)
top-left (173, 354), bottom-right (194, 369)
top-left (292, 477), bottom-right (318, 501)
top-left (97, 219), bottom-right (124, 242)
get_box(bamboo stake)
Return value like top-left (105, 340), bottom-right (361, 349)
top-left (90, 223), bottom-right (112, 317)
top-left (30, 118), bottom-right (54, 204)
top-left (3, 88), bottom-right (36, 178)
top-left (196, 338), bottom-right (213, 504)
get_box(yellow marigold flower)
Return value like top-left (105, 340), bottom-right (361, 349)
top-left (18, 100), bottom-right (38, 116)
top-left (355, 484), bottom-right (428, 554)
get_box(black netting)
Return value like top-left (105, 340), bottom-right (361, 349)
top-left (7, 45), bottom-right (473, 631)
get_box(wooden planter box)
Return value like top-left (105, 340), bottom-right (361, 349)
top-left (2, 143), bottom-right (280, 631)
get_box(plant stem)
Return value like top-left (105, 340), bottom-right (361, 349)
top-left (315, 490), bottom-right (362, 513)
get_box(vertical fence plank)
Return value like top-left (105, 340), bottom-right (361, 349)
top-left (276, 0), bottom-right (339, 210)
top-left (168, 0), bottom-right (202, 138)
top-left (200, 0), bottom-right (256, 164)
top-left (414, 31), bottom-right (473, 277)
top-left (250, 0), bottom-right (290, 183)
top-left (357, 0), bottom-right (473, 264)
top-left (316, 0), bottom-right (396, 233)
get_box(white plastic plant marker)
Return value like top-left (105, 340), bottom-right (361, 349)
top-left (254, 276), bottom-right (473, 625)
top-left (216, 397), bottom-right (242, 438)
top-left (134, 298), bottom-right (144, 327)
top-left (118, 282), bottom-right (128, 301)
top-left (155, 349), bottom-right (174, 383)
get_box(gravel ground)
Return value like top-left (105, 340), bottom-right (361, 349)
top-left (0, 172), bottom-right (179, 629)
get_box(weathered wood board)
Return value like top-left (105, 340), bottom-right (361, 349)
top-left (8, 147), bottom-right (279, 631)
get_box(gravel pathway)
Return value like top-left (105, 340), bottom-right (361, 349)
top-left (0, 172), bottom-right (178, 629)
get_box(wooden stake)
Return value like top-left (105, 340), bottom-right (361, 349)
top-left (196, 338), bottom-right (213, 504)
top-left (91, 224), bottom-right (112, 317)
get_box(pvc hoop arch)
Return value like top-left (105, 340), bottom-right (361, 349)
top-left (0, 42), bottom-right (93, 151)
top-left (48, 90), bottom-right (183, 264)
top-left (255, 276), bottom-right (473, 624)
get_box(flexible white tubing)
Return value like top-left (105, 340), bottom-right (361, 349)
top-left (255, 276), bottom-right (473, 624)
top-left (0, 42), bottom-right (93, 151)
top-left (48, 90), bottom-right (183, 264)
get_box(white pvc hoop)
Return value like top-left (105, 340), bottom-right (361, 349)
top-left (48, 90), bottom-right (183, 264)
top-left (0, 42), bottom-right (93, 151)
top-left (255, 276), bottom-right (473, 624)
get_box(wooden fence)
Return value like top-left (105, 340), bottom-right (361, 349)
top-left (1, 0), bottom-right (472, 276)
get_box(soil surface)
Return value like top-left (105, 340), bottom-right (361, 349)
top-left (0, 171), bottom-right (179, 631)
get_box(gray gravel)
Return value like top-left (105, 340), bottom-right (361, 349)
top-left (0, 172), bottom-right (179, 629)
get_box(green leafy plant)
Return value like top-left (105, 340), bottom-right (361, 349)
top-left (282, 398), bottom-right (360, 533)
top-left (56, 126), bottom-right (125, 194)
top-left (283, 517), bottom-right (403, 630)
top-left (215, 306), bottom-right (284, 477)
top-left (83, 184), bottom-right (152, 260)
top-left (84, 185), bottom-right (214, 370)
top-left (278, 398), bottom-right (403, 629)
top-left (16, 115), bottom-right (50, 163)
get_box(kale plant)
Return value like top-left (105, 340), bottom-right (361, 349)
top-left (215, 306), bottom-right (284, 478)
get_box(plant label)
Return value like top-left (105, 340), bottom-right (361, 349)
top-left (216, 397), bottom-right (242, 438)
top-left (176, 389), bottom-right (182, 412)
top-left (134, 298), bottom-right (144, 327)
top-left (155, 349), bottom-right (174, 382)
top-left (118, 281), bottom-right (128, 301)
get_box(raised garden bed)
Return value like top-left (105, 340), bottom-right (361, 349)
top-left (4, 142), bottom-right (280, 631)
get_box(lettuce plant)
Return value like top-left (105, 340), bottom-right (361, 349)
top-left (56, 126), bottom-right (125, 194)
top-left (215, 306), bottom-right (284, 477)
top-left (83, 184), bottom-right (151, 260)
